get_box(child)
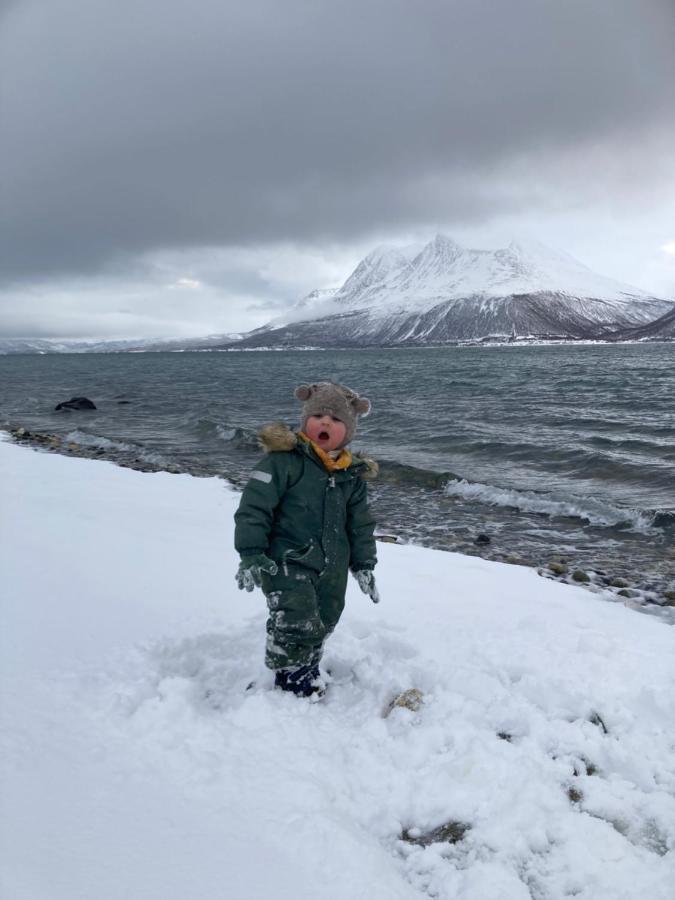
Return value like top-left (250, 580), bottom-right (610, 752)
top-left (234, 382), bottom-right (379, 697)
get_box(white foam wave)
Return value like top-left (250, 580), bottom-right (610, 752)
top-left (65, 430), bottom-right (134, 452)
top-left (65, 430), bottom-right (168, 467)
top-left (444, 479), bottom-right (654, 532)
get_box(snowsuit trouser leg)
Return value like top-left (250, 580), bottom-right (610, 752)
top-left (261, 564), bottom-right (348, 671)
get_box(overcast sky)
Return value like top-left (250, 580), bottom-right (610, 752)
top-left (1, 0), bottom-right (674, 339)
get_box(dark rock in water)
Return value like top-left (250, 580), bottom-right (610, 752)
top-left (548, 561), bottom-right (568, 576)
top-left (117, 400), bottom-right (131, 405)
top-left (474, 533), bottom-right (491, 545)
top-left (55, 396), bottom-right (97, 411)
top-left (617, 588), bottom-right (638, 599)
top-left (662, 590), bottom-right (675, 606)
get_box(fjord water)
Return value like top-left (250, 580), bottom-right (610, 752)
top-left (1, 344), bottom-right (673, 586)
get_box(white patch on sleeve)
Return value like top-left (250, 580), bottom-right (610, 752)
top-left (251, 470), bottom-right (272, 484)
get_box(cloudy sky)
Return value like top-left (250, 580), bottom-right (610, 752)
top-left (1, 0), bottom-right (674, 340)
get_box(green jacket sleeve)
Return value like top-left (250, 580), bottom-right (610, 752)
top-left (234, 454), bottom-right (288, 557)
top-left (346, 477), bottom-right (377, 571)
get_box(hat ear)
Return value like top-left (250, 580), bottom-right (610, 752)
top-left (354, 397), bottom-right (371, 417)
top-left (294, 384), bottom-right (313, 401)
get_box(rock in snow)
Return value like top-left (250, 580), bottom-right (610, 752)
top-left (1, 435), bottom-right (674, 900)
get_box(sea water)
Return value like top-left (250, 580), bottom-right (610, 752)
top-left (1, 344), bottom-right (673, 592)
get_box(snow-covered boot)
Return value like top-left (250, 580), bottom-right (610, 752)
top-left (274, 664), bottom-right (325, 698)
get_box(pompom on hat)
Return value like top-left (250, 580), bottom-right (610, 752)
top-left (295, 381), bottom-right (371, 446)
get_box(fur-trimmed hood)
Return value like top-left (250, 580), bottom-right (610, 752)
top-left (258, 422), bottom-right (378, 480)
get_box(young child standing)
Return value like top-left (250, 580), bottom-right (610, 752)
top-left (234, 382), bottom-right (379, 697)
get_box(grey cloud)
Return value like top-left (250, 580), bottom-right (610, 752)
top-left (1, 0), bottom-right (674, 282)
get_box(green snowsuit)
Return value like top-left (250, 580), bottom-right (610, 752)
top-left (234, 424), bottom-right (377, 670)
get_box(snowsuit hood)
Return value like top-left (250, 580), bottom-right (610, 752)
top-left (258, 422), bottom-right (379, 480)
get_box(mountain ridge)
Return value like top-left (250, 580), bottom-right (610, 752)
top-left (227, 235), bottom-right (673, 348)
top-left (2, 236), bottom-right (672, 352)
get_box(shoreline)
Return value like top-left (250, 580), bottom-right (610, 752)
top-left (5, 425), bottom-right (674, 619)
top-left (1, 338), bottom-right (674, 355)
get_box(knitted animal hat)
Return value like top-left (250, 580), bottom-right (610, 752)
top-left (295, 381), bottom-right (371, 446)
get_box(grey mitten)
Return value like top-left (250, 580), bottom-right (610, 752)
top-left (236, 554), bottom-right (278, 592)
top-left (352, 568), bottom-right (380, 604)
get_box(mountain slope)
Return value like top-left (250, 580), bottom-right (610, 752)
top-left (608, 305), bottom-right (675, 341)
top-left (227, 236), bottom-right (673, 347)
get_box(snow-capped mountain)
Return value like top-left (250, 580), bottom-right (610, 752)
top-left (0, 333), bottom-right (243, 354)
top-left (229, 235), bottom-right (673, 347)
top-left (334, 235), bottom-right (661, 313)
top-left (4, 237), bottom-right (671, 353)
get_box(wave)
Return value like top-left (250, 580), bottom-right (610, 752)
top-left (443, 478), bottom-right (663, 533)
top-left (376, 458), bottom-right (459, 489)
top-left (192, 418), bottom-right (259, 448)
top-left (583, 434), bottom-right (675, 457)
top-left (64, 430), bottom-right (168, 468)
top-left (652, 510), bottom-right (675, 531)
top-left (415, 436), bottom-right (675, 489)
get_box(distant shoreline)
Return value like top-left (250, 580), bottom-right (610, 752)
top-left (1, 337), bottom-right (674, 355)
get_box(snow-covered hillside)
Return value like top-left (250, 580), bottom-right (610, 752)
top-left (334, 235), bottom-right (662, 314)
top-left (610, 305), bottom-right (675, 341)
top-left (0, 333), bottom-right (243, 355)
top-left (2, 436), bottom-right (674, 900)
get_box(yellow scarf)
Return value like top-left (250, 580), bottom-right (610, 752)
top-left (299, 432), bottom-right (352, 471)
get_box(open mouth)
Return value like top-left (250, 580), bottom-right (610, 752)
top-left (318, 431), bottom-right (330, 441)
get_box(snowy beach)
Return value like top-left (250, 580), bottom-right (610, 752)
top-left (1, 436), bottom-right (674, 900)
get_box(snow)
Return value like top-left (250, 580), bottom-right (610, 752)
top-left (1, 436), bottom-right (674, 900)
top-left (332, 234), bottom-right (667, 317)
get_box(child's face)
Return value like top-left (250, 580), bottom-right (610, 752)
top-left (305, 414), bottom-right (347, 451)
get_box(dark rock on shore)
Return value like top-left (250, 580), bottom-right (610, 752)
top-left (607, 577), bottom-right (629, 588)
top-left (503, 554), bottom-right (530, 566)
top-left (572, 569), bottom-right (590, 583)
top-left (55, 396), bottom-right (97, 411)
